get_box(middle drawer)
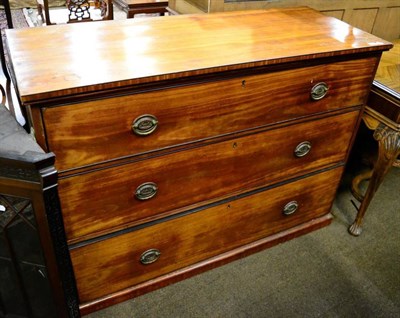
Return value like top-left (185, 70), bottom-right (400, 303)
top-left (59, 111), bottom-right (358, 243)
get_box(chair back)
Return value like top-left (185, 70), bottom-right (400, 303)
top-left (38, 0), bottom-right (113, 25)
top-left (67, 0), bottom-right (113, 23)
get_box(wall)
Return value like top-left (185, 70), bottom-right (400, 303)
top-left (169, 0), bottom-right (400, 41)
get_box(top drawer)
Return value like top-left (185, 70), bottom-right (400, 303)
top-left (42, 57), bottom-right (377, 171)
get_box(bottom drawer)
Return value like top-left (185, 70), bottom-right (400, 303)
top-left (71, 167), bottom-right (343, 303)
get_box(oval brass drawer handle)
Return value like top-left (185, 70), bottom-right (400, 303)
top-left (294, 141), bottom-right (312, 158)
top-left (140, 249), bottom-right (161, 265)
top-left (310, 82), bottom-right (329, 100)
top-left (132, 114), bottom-right (158, 136)
top-left (135, 182), bottom-right (158, 201)
top-left (283, 201), bottom-right (298, 216)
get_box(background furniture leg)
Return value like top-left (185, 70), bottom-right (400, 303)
top-left (351, 169), bottom-right (373, 202)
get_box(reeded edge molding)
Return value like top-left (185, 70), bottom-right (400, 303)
top-left (43, 187), bottom-right (81, 318)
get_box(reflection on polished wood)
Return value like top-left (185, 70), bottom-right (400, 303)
top-left (349, 39), bottom-right (400, 236)
top-left (374, 39), bottom-right (400, 92)
top-left (5, 7), bottom-right (391, 104)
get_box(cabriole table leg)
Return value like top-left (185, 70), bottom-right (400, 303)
top-left (349, 123), bottom-right (400, 236)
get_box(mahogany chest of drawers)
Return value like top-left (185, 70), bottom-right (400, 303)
top-left (5, 7), bottom-right (391, 315)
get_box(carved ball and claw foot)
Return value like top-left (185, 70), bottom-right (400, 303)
top-left (349, 123), bottom-right (400, 236)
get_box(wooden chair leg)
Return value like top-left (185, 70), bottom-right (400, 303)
top-left (37, 3), bottom-right (46, 25)
top-left (42, 0), bottom-right (54, 25)
top-left (351, 169), bottom-right (373, 202)
top-left (0, 28), bottom-right (15, 118)
top-left (2, 0), bottom-right (13, 28)
top-left (0, 84), bottom-right (6, 105)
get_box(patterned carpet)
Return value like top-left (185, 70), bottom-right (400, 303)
top-left (0, 9), bottom-right (27, 78)
top-left (1, 3), bottom-right (128, 28)
top-left (1, 9), bottom-right (29, 73)
top-left (0, 9), bottom-right (29, 29)
top-left (4, 0), bottom-right (66, 27)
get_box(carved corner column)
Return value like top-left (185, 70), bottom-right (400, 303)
top-left (349, 121), bottom-right (400, 236)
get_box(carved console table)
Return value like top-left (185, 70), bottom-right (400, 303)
top-left (349, 40), bottom-right (400, 235)
top-left (4, 8), bottom-right (391, 315)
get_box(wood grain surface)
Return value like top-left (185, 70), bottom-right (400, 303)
top-left (6, 7), bottom-right (391, 103)
top-left (375, 39), bottom-right (400, 93)
top-left (43, 58), bottom-right (376, 171)
top-left (59, 110), bottom-right (359, 243)
top-left (70, 166), bottom-right (343, 304)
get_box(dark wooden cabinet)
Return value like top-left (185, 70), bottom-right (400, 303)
top-left (3, 7), bottom-right (392, 315)
top-left (349, 40), bottom-right (400, 235)
top-left (0, 106), bottom-right (80, 317)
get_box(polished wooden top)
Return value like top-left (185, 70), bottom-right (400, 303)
top-left (6, 7), bottom-right (392, 103)
top-left (374, 39), bottom-right (399, 94)
top-left (368, 39), bottom-right (400, 125)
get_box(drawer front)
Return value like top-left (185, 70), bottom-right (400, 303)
top-left (43, 57), bottom-right (377, 171)
top-left (59, 111), bottom-right (358, 242)
top-left (70, 167), bottom-right (343, 303)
